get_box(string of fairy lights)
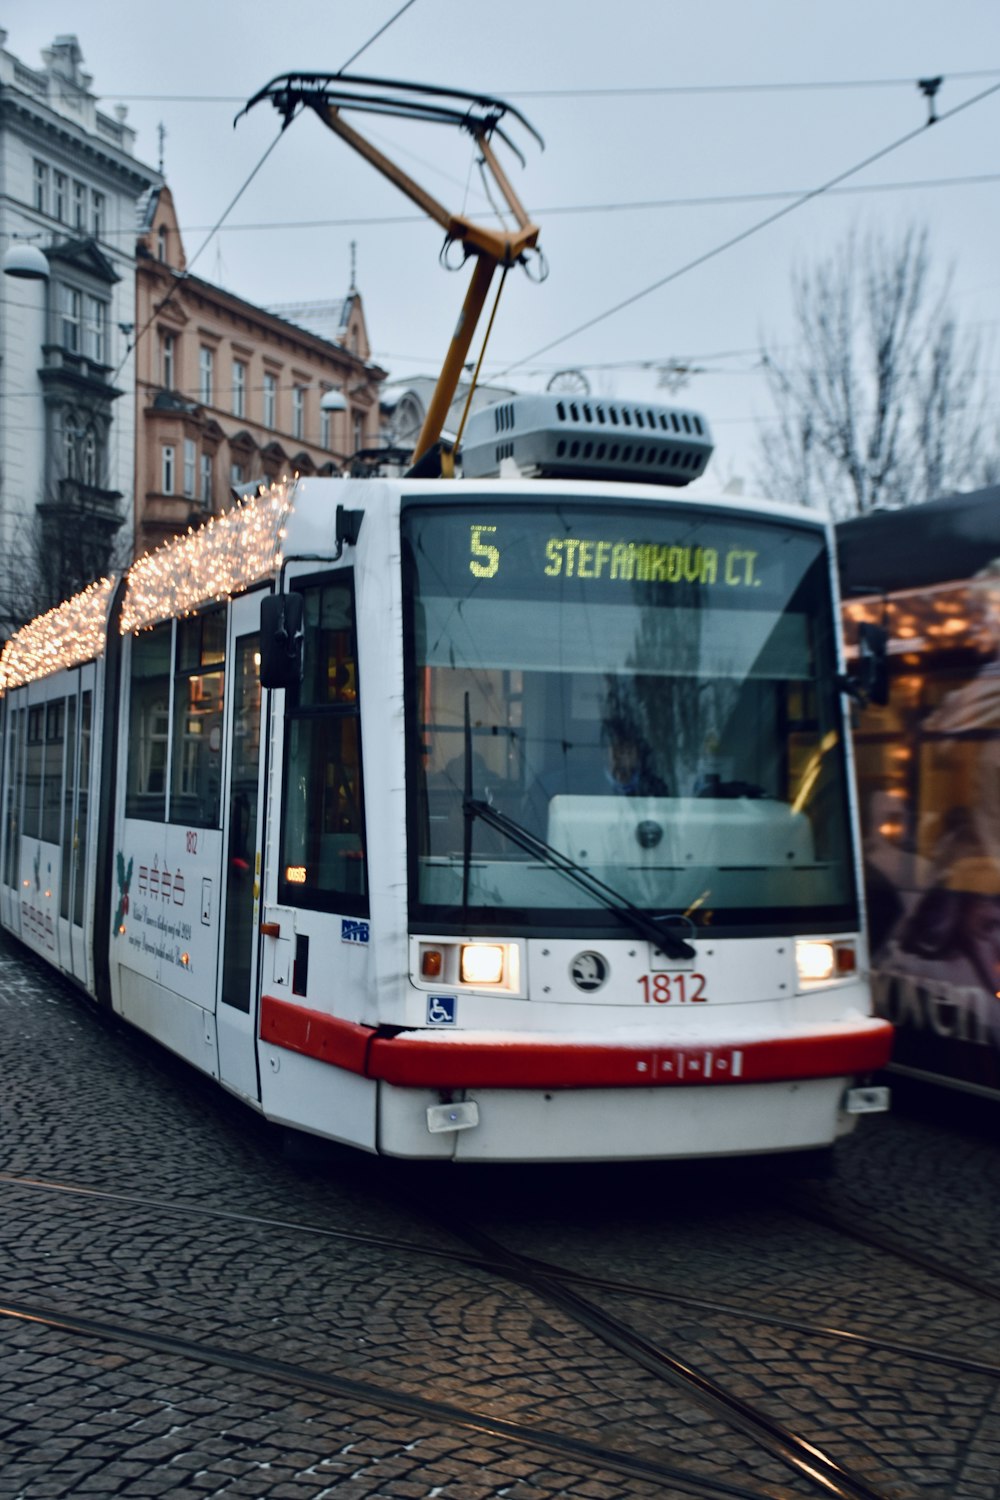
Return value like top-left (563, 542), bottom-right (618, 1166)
top-left (0, 576), bottom-right (118, 691)
top-left (121, 480), bottom-right (293, 634)
top-left (0, 481), bottom-right (295, 689)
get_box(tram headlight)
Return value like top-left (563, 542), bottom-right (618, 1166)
top-left (460, 943), bottom-right (505, 985)
top-left (796, 939), bottom-right (857, 987)
top-left (413, 939), bottom-right (521, 992)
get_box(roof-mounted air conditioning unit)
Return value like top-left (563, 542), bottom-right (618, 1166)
top-left (460, 394), bottom-right (713, 486)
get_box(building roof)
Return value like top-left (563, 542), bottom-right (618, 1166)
top-left (265, 299), bottom-right (351, 342)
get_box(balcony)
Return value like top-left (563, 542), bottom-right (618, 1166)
top-left (39, 478), bottom-right (124, 529)
top-left (40, 345), bottom-right (121, 400)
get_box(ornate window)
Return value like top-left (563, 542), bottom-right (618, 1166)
top-left (200, 453), bottom-right (213, 507)
top-left (64, 413), bottom-right (81, 478)
top-left (184, 439), bottom-right (197, 498)
top-left (82, 428), bottom-right (97, 486)
top-left (233, 360), bottom-right (247, 418)
top-left (161, 333), bottom-right (175, 390)
top-left (33, 159), bottom-right (49, 213)
top-left (60, 285), bottom-right (82, 353)
top-left (84, 296), bottom-right (107, 363)
top-left (199, 345), bottom-right (214, 406)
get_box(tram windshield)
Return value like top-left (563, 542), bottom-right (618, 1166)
top-left (402, 497), bottom-right (857, 936)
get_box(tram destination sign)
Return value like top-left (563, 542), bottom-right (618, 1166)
top-left (405, 501), bottom-right (825, 610)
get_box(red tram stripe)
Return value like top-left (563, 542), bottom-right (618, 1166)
top-left (260, 995), bottom-right (893, 1089)
top-left (260, 996), bottom-right (373, 1074)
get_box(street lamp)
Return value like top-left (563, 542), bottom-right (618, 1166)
top-left (3, 235), bottom-right (50, 280)
top-left (320, 387), bottom-right (347, 412)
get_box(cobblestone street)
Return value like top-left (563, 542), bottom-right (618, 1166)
top-left (0, 933), bottom-right (997, 1500)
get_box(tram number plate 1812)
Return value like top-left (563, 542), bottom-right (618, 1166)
top-left (637, 972), bottom-right (709, 1004)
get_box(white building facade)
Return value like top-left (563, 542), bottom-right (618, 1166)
top-left (0, 32), bottom-right (160, 631)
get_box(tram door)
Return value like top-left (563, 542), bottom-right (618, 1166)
top-left (216, 592), bottom-right (266, 1099)
top-left (57, 665), bottom-right (95, 986)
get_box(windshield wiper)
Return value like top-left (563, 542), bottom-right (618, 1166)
top-left (458, 695), bottom-right (694, 960)
top-left (462, 795), bottom-right (696, 961)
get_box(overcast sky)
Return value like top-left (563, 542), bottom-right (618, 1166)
top-left (8, 1), bottom-right (1000, 492)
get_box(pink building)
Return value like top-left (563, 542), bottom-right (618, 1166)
top-left (134, 185), bottom-right (384, 556)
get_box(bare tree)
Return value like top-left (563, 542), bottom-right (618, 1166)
top-left (0, 492), bottom-right (128, 640)
top-left (757, 226), bottom-right (994, 517)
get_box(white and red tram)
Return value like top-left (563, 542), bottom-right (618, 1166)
top-left (0, 408), bottom-right (892, 1160)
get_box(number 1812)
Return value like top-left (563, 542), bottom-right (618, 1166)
top-left (638, 973), bottom-right (708, 1004)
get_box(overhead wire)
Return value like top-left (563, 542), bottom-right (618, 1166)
top-left (91, 68), bottom-right (1000, 104)
top-left (497, 78), bottom-right (1000, 376)
top-left (111, 0), bottom-right (423, 383)
top-left (109, 123), bottom-right (291, 384)
top-left (72, 170), bottom-right (1000, 239)
top-left (503, 70), bottom-right (1000, 98)
top-left (336, 0), bottom-right (421, 72)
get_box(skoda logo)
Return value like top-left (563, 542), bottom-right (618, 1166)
top-left (636, 819), bottom-right (663, 849)
top-left (571, 951), bottom-right (609, 992)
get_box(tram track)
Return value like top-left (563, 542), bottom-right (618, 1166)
top-left (4, 1170), bottom-right (992, 1500)
top-left (2, 1171), bottom-right (996, 1380)
top-left (409, 1205), bottom-right (903, 1500)
top-left (780, 1195), bottom-right (1000, 1305)
top-left (0, 1293), bottom-right (782, 1500)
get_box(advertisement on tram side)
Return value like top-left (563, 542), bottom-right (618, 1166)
top-left (846, 550), bottom-right (1000, 1101)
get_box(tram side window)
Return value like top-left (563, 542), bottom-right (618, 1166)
top-left (23, 706), bottom-right (44, 839)
top-left (75, 691), bottom-right (92, 927)
top-left (4, 707), bottom-right (25, 888)
top-left (125, 623), bottom-right (171, 821)
top-left (170, 607), bottom-right (225, 829)
top-left (278, 576), bottom-right (367, 912)
top-left (60, 694), bottom-right (77, 921)
top-left (42, 699), bottom-right (65, 844)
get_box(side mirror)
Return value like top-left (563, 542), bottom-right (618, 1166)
top-left (260, 592), bottom-right (304, 690)
top-left (842, 621), bottom-right (889, 707)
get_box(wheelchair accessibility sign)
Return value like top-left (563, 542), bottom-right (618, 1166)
top-left (427, 995), bottom-right (457, 1026)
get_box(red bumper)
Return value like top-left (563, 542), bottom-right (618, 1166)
top-left (260, 995), bottom-right (893, 1090)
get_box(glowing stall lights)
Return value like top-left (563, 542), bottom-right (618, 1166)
top-left (121, 482), bottom-right (294, 635)
top-left (0, 576), bottom-right (117, 691)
